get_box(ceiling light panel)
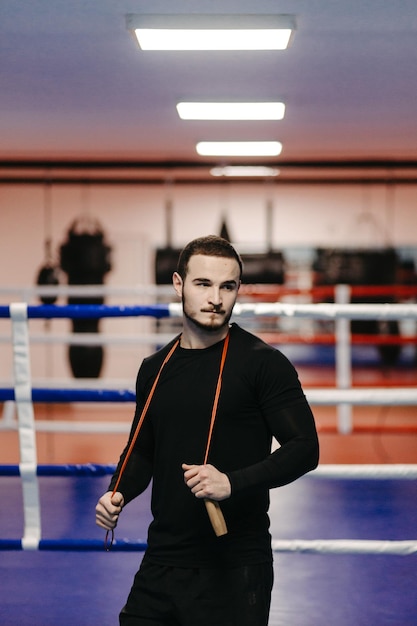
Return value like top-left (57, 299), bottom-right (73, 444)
top-left (196, 141), bottom-right (283, 156)
top-left (210, 166), bottom-right (280, 177)
top-left (177, 102), bottom-right (285, 120)
top-left (126, 14), bottom-right (296, 51)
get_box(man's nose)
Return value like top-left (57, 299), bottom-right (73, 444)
top-left (208, 287), bottom-right (222, 306)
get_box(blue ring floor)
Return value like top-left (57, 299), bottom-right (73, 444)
top-left (0, 474), bottom-right (416, 626)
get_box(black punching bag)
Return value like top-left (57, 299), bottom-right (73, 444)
top-left (36, 264), bottom-right (60, 304)
top-left (60, 219), bottom-right (112, 378)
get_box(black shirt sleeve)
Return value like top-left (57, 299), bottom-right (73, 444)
top-left (226, 344), bottom-right (319, 494)
top-left (227, 400), bottom-right (319, 494)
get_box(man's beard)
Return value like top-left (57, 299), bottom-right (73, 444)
top-left (182, 299), bottom-right (232, 333)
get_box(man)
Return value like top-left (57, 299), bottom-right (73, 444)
top-left (96, 235), bottom-right (319, 626)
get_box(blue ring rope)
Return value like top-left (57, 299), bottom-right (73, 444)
top-left (0, 464), bottom-right (116, 476)
top-left (0, 388), bottom-right (135, 403)
top-left (0, 304), bottom-right (172, 319)
top-left (0, 538), bottom-right (147, 551)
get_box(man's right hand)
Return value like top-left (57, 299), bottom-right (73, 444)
top-left (95, 491), bottom-right (124, 530)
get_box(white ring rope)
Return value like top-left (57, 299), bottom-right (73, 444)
top-left (0, 419), bottom-right (131, 434)
top-left (309, 464), bottom-right (417, 479)
top-left (231, 301), bottom-right (417, 320)
top-left (305, 387), bottom-right (417, 405)
top-left (271, 539), bottom-right (417, 555)
top-left (0, 284), bottom-right (175, 298)
top-left (0, 332), bottom-right (177, 346)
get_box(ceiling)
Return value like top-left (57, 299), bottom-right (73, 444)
top-left (1, 0), bottom-right (417, 184)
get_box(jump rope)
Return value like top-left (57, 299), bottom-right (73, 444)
top-left (105, 332), bottom-right (230, 550)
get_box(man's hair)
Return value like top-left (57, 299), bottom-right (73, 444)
top-left (176, 235), bottom-right (243, 280)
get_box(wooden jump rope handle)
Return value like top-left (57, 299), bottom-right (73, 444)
top-left (205, 499), bottom-right (228, 536)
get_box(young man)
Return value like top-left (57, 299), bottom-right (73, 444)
top-left (96, 235), bottom-right (319, 626)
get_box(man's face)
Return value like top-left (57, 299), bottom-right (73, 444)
top-left (174, 254), bottom-right (240, 333)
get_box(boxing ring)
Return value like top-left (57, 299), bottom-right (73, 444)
top-left (1, 299), bottom-right (417, 625)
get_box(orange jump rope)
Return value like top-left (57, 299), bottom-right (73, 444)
top-left (105, 332), bottom-right (230, 550)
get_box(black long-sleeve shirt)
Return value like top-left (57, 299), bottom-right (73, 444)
top-left (109, 323), bottom-right (319, 567)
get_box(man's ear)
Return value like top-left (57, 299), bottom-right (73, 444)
top-left (172, 272), bottom-right (183, 298)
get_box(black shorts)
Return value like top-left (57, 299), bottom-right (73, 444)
top-left (119, 559), bottom-right (274, 626)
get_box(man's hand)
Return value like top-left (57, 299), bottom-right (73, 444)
top-left (95, 491), bottom-right (124, 530)
top-left (182, 463), bottom-right (231, 501)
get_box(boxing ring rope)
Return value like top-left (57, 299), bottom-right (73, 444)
top-left (1, 282), bottom-right (417, 301)
top-left (2, 388), bottom-right (417, 436)
top-left (1, 300), bottom-right (417, 554)
top-left (2, 300), bottom-right (417, 320)
top-left (3, 462), bottom-right (417, 480)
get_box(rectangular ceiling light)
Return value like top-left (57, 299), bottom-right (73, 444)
top-left (210, 166), bottom-right (280, 177)
top-left (177, 102), bottom-right (285, 120)
top-left (126, 14), bottom-right (296, 51)
top-left (196, 141), bottom-right (282, 156)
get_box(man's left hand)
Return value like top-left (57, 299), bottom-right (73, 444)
top-left (182, 463), bottom-right (231, 501)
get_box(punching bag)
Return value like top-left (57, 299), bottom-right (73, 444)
top-left (60, 219), bottom-right (112, 378)
top-left (36, 263), bottom-right (60, 304)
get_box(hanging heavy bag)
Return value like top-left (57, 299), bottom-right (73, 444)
top-left (59, 220), bottom-right (112, 378)
top-left (36, 264), bottom-right (60, 304)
